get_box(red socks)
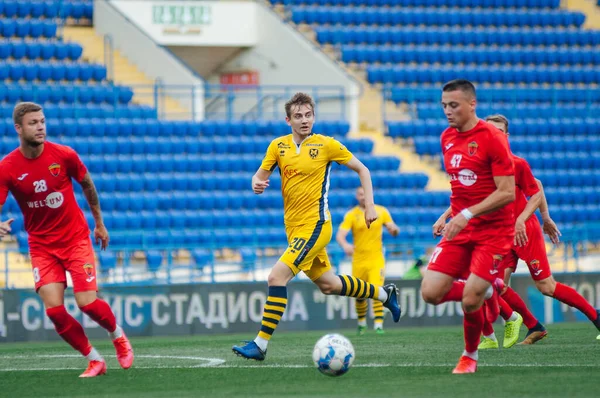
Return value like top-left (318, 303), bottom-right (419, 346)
top-left (553, 282), bottom-right (598, 321)
top-left (46, 305), bottom-right (92, 356)
top-left (498, 296), bottom-right (514, 321)
top-left (439, 281), bottom-right (465, 303)
top-left (80, 299), bottom-right (117, 333)
top-left (463, 307), bottom-right (484, 353)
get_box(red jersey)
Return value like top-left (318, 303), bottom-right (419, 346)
top-left (0, 141), bottom-right (90, 247)
top-left (512, 155), bottom-right (540, 217)
top-left (441, 120), bottom-right (515, 227)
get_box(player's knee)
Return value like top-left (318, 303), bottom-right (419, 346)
top-left (535, 280), bottom-right (555, 296)
top-left (421, 288), bottom-right (443, 305)
top-left (318, 281), bottom-right (336, 295)
top-left (462, 295), bottom-right (482, 313)
top-left (267, 272), bottom-right (285, 286)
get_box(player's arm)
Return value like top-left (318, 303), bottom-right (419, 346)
top-left (252, 168), bottom-right (272, 195)
top-left (382, 208), bottom-right (399, 237)
top-left (0, 169), bottom-right (14, 236)
top-left (79, 172), bottom-right (109, 250)
top-left (514, 191), bottom-right (542, 247)
top-left (0, 204), bottom-right (14, 236)
top-left (536, 178), bottom-right (561, 244)
top-left (335, 227), bottom-right (354, 256)
top-left (433, 206), bottom-right (452, 237)
top-left (253, 140), bottom-right (278, 194)
top-left (344, 157), bottom-right (377, 228)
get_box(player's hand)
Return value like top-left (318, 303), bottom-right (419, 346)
top-left (514, 218), bottom-right (528, 247)
top-left (432, 216), bottom-right (447, 238)
top-left (542, 218), bottom-right (561, 244)
top-left (0, 218), bottom-right (14, 236)
top-left (444, 213), bottom-right (468, 240)
top-left (387, 224), bottom-right (400, 237)
top-left (364, 205), bottom-right (378, 228)
top-left (94, 224), bottom-right (109, 250)
top-left (252, 179), bottom-right (269, 194)
top-left (342, 243), bottom-right (354, 256)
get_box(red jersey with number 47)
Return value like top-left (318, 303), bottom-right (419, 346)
top-left (512, 155), bottom-right (540, 218)
top-left (0, 141), bottom-right (90, 247)
top-left (441, 120), bottom-right (515, 227)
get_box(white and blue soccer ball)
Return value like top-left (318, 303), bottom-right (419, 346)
top-left (312, 333), bottom-right (355, 377)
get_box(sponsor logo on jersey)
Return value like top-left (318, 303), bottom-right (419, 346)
top-left (279, 150), bottom-right (286, 157)
top-left (45, 192), bottom-right (64, 209)
top-left (305, 143), bottom-right (323, 147)
top-left (468, 141), bottom-right (478, 156)
top-left (17, 173), bottom-right (28, 181)
top-left (83, 263), bottom-right (95, 283)
top-left (456, 169), bottom-right (477, 186)
top-left (445, 143), bottom-right (454, 150)
top-left (27, 192), bottom-right (64, 209)
top-left (309, 148), bottom-right (319, 159)
top-left (48, 163), bottom-right (61, 177)
top-left (277, 142), bottom-right (291, 149)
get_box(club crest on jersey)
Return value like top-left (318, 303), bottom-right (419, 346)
top-left (468, 141), bottom-right (478, 156)
top-left (530, 259), bottom-right (540, 271)
top-left (83, 263), bottom-right (93, 277)
top-left (309, 148), bottom-right (319, 159)
top-left (48, 163), bottom-right (61, 177)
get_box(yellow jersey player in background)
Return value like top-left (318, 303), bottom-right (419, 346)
top-left (336, 187), bottom-right (400, 335)
top-left (232, 93), bottom-right (401, 361)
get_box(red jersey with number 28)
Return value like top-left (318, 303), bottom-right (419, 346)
top-left (0, 141), bottom-right (90, 247)
top-left (441, 120), bottom-right (515, 227)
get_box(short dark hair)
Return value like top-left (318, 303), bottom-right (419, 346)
top-left (485, 114), bottom-right (509, 132)
top-left (442, 79), bottom-right (476, 99)
top-left (13, 102), bottom-right (43, 125)
top-left (285, 92), bottom-right (315, 118)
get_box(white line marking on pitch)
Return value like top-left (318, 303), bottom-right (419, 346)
top-left (0, 355), bottom-right (597, 372)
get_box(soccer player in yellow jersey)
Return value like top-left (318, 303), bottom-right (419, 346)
top-left (232, 93), bottom-right (401, 361)
top-left (336, 187), bottom-right (399, 335)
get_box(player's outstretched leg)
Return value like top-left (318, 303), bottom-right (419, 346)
top-left (80, 298), bottom-right (134, 369)
top-left (233, 286), bottom-right (287, 361)
top-left (356, 299), bottom-right (368, 335)
top-left (46, 305), bottom-right (106, 377)
top-left (501, 286), bottom-right (547, 344)
top-left (546, 280), bottom-right (600, 334)
top-left (338, 275), bottom-right (401, 322)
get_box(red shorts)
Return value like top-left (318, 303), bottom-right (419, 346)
top-left (501, 217), bottom-right (552, 281)
top-left (428, 225), bottom-right (514, 284)
top-left (29, 238), bottom-right (97, 293)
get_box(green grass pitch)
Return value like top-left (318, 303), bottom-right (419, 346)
top-left (0, 323), bottom-right (598, 397)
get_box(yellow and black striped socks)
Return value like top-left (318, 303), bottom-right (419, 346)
top-left (256, 286), bottom-right (287, 347)
top-left (338, 275), bottom-right (378, 299)
top-left (373, 301), bottom-right (384, 329)
top-left (356, 299), bottom-right (368, 326)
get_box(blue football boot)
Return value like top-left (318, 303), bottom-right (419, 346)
top-left (232, 340), bottom-right (266, 361)
top-left (382, 283), bottom-right (401, 323)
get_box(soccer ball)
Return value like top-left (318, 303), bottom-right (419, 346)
top-left (312, 333), bottom-right (355, 377)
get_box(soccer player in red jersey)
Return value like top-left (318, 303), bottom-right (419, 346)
top-left (0, 103), bottom-right (134, 377)
top-left (420, 80), bottom-right (516, 374)
top-left (483, 115), bottom-right (600, 342)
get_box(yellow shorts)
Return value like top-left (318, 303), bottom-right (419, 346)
top-left (280, 220), bottom-right (332, 281)
top-left (352, 254), bottom-right (385, 286)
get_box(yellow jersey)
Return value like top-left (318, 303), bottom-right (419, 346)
top-left (260, 133), bottom-right (353, 226)
top-left (339, 205), bottom-right (393, 259)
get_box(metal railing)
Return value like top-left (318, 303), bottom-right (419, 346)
top-left (1, 222), bottom-right (598, 288)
